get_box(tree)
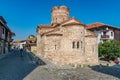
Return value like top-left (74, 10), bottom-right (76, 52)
top-left (99, 40), bottom-right (120, 60)
top-left (28, 35), bottom-right (35, 39)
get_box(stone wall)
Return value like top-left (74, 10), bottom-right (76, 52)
top-left (37, 25), bottom-right (98, 65)
top-left (37, 33), bottom-right (45, 56)
top-left (52, 6), bottom-right (69, 24)
top-left (37, 22), bottom-right (98, 65)
top-left (43, 35), bottom-right (62, 59)
top-left (58, 25), bottom-right (86, 64)
top-left (85, 37), bottom-right (98, 65)
top-left (37, 5), bottom-right (98, 65)
top-left (44, 24), bottom-right (87, 65)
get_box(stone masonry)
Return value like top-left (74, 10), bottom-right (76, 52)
top-left (36, 5), bottom-right (98, 65)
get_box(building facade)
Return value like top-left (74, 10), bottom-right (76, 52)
top-left (0, 16), bottom-right (15, 54)
top-left (87, 22), bottom-right (120, 43)
top-left (26, 35), bottom-right (36, 52)
top-left (37, 6), bottom-right (98, 65)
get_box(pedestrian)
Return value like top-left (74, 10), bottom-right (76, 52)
top-left (19, 44), bottom-right (23, 57)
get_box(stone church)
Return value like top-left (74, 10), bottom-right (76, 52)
top-left (37, 6), bottom-right (98, 65)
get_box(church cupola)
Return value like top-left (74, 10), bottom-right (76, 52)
top-left (51, 5), bottom-right (70, 24)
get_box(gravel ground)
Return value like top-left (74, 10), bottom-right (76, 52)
top-left (24, 62), bottom-right (120, 80)
top-left (48, 66), bottom-right (120, 80)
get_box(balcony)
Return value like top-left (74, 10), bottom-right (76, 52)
top-left (101, 35), bottom-right (109, 39)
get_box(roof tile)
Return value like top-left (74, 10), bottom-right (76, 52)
top-left (86, 22), bottom-right (105, 29)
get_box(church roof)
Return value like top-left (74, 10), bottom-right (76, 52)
top-left (46, 33), bottom-right (63, 36)
top-left (43, 28), bottom-right (61, 35)
top-left (38, 18), bottom-right (83, 29)
top-left (38, 18), bottom-right (97, 37)
top-left (61, 18), bottom-right (83, 26)
top-left (37, 25), bottom-right (53, 32)
top-left (62, 22), bottom-right (83, 26)
top-left (41, 18), bottom-right (83, 35)
top-left (85, 30), bottom-right (98, 37)
top-left (38, 25), bottom-right (53, 29)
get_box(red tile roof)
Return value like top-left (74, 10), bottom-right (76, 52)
top-left (43, 28), bottom-right (60, 35)
top-left (62, 22), bottom-right (83, 26)
top-left (37, 18), bottom-right (85, 35)
top-left (86, 22), bottom-right (120, 30)
top-left (37, 25), bottom-right (54, 32)
top-left (38, 18), bottom-right (83, 29)
top-left (38, 25), bottom-right (52, 28)
top-left (46, 33), bottom-right (63, 36)
top-left (86, 22), bottom-right (105, 29)
top-left (61, 17), bottom-right (83, 25)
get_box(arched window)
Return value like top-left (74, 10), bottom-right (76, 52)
top-left (77, 42), bottom-right (79, 48)
top-left (72, 42), bottom-right (75, 48)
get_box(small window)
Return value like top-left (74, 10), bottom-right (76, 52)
top-left (72, 42), bottom-right (75, 48)
top-left (81, 41), bottom-right (82, 48)
top-left (56, 18), bottom-right (57, 23)
top-left (77, 42), bottom-right (79, 48)
top-left (111, 32), bottom-right (113, 36)
top-left (55, 45), bottom-right (56, 50)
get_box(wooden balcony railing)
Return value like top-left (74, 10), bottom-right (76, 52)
top-left (101, 35), bottom-right (109, 38)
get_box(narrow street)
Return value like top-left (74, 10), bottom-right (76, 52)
top-left (0, 50), bottom-right (39, 80)
top-left (0, 50), bottom-right (120, 80)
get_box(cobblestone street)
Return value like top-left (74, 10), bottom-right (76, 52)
top-left (23, 64), bottom-right (120, 80)
top-left (0, 51), bottom-right (39, 80)
top-left (0, 51), bottom-right (120, 80)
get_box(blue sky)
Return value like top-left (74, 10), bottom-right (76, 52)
top-left (0, 0), bottom-right (120, 40)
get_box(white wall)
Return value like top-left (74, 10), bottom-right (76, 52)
top-left (93, 28), bottom-right (114, 43)
top-left (106, 29), bottom-right (114, 40)
top-left (94, 30), bottom-right (102, 43)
